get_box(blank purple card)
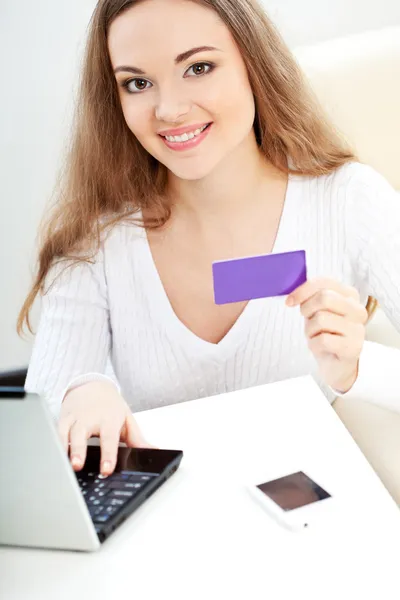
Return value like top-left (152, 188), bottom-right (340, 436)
top-left (212, 250), bottom-right (307, 305)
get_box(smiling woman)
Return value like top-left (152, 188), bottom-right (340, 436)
top-left (18, 0), bottom-right (358, 331)
top-left (18, 0), bottom-right (400, 477)
top-left (108, 1), bottom-right (261, 182)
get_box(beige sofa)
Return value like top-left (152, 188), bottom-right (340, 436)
top-left (295, 27), bottom-right (400, 503)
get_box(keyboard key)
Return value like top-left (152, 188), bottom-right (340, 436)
top-left (94, 514), bottom-right (110, 523)
top-left (126, 476), bottom-right (144, 484)
top-left (120, 471), bottom-right (156, 477)
top-left (92, 487), bottom-right (108, 495)
top-left (130, 474), bottom-right (157, 482)
top-left (110, 490), bottom-right (135, 498)
top-left (108, 481), bottom-right (142, 490)
top-left (105, 498), bottom-right (125, 507)
top-left (117, 471), bottom-right (157, 482)
top-left (109, 474), bottom-right (128, 481)
top-left (105, 505), bottom-right (120, 515)
top-left (94, 477), bottom-right (108, 483)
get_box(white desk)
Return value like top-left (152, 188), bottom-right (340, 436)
top-left (1, 376), bottom-right (400, 600)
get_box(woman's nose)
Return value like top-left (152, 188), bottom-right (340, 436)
top-left (155, 87), bottom-right (191, 124)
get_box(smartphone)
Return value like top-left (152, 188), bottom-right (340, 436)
top-left (247, 471), bottom-right (332, 531)
top-left (212, 250), bottom-right (307, 305)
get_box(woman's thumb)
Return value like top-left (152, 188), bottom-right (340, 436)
top-left (124, 412), bottom-right (156, 448)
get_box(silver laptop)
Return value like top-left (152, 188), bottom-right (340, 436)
top-left (0, 369), bottom-right (183, 551)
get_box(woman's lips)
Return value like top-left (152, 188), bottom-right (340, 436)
top-left (160, 123), bottom-right (212, 152)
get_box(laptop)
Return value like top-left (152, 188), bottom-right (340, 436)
top-left (0, 369), bottom-right (183, 551)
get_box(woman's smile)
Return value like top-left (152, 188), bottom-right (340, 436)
top-left (159, 122), bottom-right (213, 151)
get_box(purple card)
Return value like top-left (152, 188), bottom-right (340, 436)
top-left (212, 250), bottom-right (307, 305)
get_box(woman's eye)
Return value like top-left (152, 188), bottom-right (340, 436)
top-left (185, 62), bottom-right (214, 77)
top-left (121, 62), bottom-right (214, 93)
top-left (123, 78), bottom-right (152, 93)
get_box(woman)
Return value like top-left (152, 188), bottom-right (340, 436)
top-left (19, 0), bottom-right (400, 476)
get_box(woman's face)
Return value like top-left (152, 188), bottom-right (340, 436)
top-left (108, 0), bottom-right (256, 181)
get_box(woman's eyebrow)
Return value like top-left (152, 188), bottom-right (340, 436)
top-left (174, 45), bottom-right (221, 63)
top-left (113, 45), bottom-right (221, 75)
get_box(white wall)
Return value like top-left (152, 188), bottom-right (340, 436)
top-left (0, 1), bottom-right (96, 369)
top-left (1, 0), bottom-right (400, 370)
top-left (265, 0), bottom-right (400, 46)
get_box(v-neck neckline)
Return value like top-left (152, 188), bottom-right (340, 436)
top-left (140, 172), bottom-right (297, 358)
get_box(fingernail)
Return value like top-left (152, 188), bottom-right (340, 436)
top-left (286, 296), bottom-right (294, 307)
top-left (71, 456), bottom-right (82, 468)
top-left (102, 461), bottom-right (112, 474)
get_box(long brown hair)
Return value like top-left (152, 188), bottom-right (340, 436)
top-left (17, 0), bottom-right (376, 335)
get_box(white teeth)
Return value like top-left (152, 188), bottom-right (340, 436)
top-left (164, 124), bottom-right (208, 143)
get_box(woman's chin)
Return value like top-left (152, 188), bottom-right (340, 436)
top-left (165, 156), bottom-right (219, 182)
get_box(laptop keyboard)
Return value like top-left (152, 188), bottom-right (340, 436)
top-left (76, 470), bottom-right (158, 532)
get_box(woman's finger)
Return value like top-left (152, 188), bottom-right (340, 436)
top-left (305, 311), bottom-right (348, 339)
top-left (123, 412), bottom-right (155, 449)
top-left (99, 424), bottom-right (121, 476)
top-left (308, 328), bottom-right (364, 360)
top-left (308, 332), bottom-right (343, 358)
top-left (300, 290), bottom-right (367, 322)
top-left (302, 291), bottom-right (368, 322)
top-left (287, 278), bottom-right (360, 307)
top-left (69, 421), bottom-right (90, 471)
top-left (58, 415), bottom-right (74, 455)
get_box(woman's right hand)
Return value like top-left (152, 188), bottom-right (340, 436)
top-left (58, 380), bottom-right (151, 476)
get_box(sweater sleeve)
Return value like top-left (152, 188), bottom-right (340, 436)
top-left (336, 340), bottom-right (400, 411)
top-left (345, 164), bottom-right (400, 329)
top-left (24, 250), bottom-right (119, 418)
top-left (335, 164), bottom-right (400, 408)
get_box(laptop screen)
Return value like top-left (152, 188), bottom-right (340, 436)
top-left (0, 368), bottom-right (27, 398)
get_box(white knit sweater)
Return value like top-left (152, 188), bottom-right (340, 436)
top-left (26, 162), bottom-right (400, 417)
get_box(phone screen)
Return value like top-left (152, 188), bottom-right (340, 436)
top-left (257, 471), bottom-right (331, 511)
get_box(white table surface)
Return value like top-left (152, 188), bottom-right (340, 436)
top-left (1, 376), bottom-right (400, 600)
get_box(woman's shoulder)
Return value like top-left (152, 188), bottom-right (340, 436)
top-left (298, 161), bottom-right (398, 214)
top-left (316, 161), bottom-right (396, 196)
top-left (50, 213), bottom-right (145, 274)
top-left (334, 162), bottom-right (398, 211)
top-left (331, 162), bottom-right (400, 243)
top-left (98, 211), bottom-right (146, 250)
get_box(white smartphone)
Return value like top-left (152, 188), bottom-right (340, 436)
top-left (247, 471), bottom-right (332, 531)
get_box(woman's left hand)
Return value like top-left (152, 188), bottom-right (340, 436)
top-left (286, 278), bottom-right (369, 393)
